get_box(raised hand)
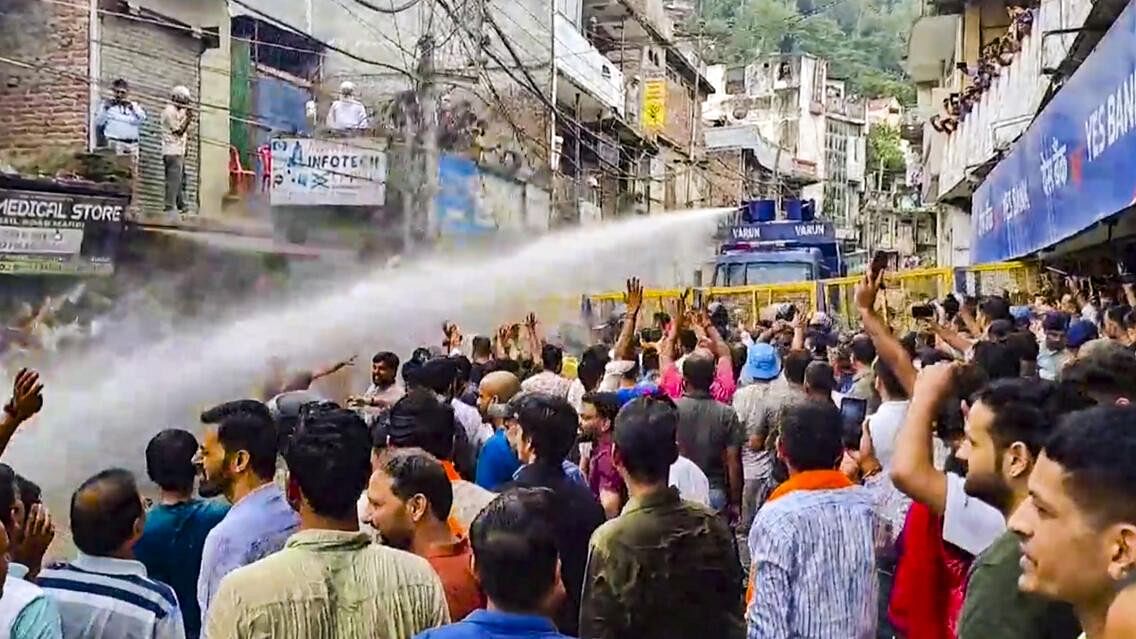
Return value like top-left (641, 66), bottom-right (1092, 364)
top-left (4, 368), bottom-right (43, 422)
top-left (13, 503), bottom-right (54, 576)
top-left (624, 278), bottom-right (644, 314)
top-left (854, 270), bottom-right (884, 312)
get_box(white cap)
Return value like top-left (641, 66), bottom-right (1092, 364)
top-left (171, 85), bottom-right (191, 99)
top-left (339, 80), bottom-right (356, 93)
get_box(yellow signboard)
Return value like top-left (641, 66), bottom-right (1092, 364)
top-left (641, 79), bottom-right (666, 131)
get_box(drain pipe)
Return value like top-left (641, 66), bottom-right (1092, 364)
top-left (88, 0), bottom-right (100, 150)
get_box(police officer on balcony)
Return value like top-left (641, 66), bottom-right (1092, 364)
top-left (95, 79), bottom-right (146, 157)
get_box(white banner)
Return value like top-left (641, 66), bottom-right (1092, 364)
top-left (0, 226), bottom-right (83, 254)
top-left (270, 137), bottom-right (387, 206)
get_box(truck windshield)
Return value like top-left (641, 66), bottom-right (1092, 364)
top-left (715, 262), bottom-right (814, 286)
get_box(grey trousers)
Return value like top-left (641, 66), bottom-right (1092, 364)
top-left (737, 476), bottom-right (773, 574)
top-left (163, 154), bottom-right (185, 212)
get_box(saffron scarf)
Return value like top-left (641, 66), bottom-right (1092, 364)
top-left (745, 470), bottom-right (854, 606)
top-left (441, 461), bottom-right (467, 537)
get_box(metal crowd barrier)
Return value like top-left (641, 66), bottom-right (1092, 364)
top-left (580, 261), bottom-right (1039, 333)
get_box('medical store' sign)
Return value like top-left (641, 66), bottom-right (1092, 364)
top-left (0, 188), bottom-right (127, 276)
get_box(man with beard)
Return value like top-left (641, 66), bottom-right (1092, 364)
top-left (1009, 406), bottom-right (1136, 639)
top-left (206, 407), bottom-right (447, 638)
top-left (1037, 312), bottom-right (1071, 381)
top-left (366, 448), bottom-right (485, 621)
top-left (348, 351), bottom-right (405, 421)
top-left (195, 405), bottom-right (299, 625)
top-left (895, 365), bottom-right (1083, 639)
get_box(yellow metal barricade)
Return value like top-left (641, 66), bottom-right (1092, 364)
top-left (823, 276), bottom-right (861, 329)
top-left (821, 268), bottom-right (953, 331)
top-left (958, 261), bottom-right (1042, 303)
top-left (583, 284), bottom-right (819, 331)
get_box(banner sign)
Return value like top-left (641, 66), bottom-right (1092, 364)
top-left (728, 221), bottom-right (835, 243)
top-left (270, 137), bottom-right (387, 206)
top-left (971, 3), bottom-right (1136, 263)
top-left (642, 79), bottom-right (666, 132)
top-left (0, 188), bottom-right (126, 276)
top-left (436, 154), bottom-right (495, 236)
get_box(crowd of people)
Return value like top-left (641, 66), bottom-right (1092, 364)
top-left (930, 1), bottom-right (1036, 134)
top-left (0, 266), bottom-right (1134, 639)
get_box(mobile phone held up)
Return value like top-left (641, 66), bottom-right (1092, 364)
top-left (870, 250), bottom-right (889, 290)
top-left (911, 304), bottom-right (935, 320)
top-left (840, 396), bottom-right (869, 449)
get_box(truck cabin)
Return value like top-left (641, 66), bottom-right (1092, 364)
top-left (711, 248), bottom-right (825, 287)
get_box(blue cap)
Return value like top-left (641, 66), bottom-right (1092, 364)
top-left (1066, 320), bottom-right (1099, 349)
top-left (741, 342), bottom-right (782, 382)
top-left (1009, 306), bottom-right (1031, 324)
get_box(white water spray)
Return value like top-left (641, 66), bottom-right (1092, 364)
top-left (8, 208), bottom-right (726, 501)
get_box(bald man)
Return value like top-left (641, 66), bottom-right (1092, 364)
top-left (40, 470), bottom-right (186, 639)
top-left (476, 371), bottom-right (521, 419)
top-left (474, 371), bottom-right (523, 490)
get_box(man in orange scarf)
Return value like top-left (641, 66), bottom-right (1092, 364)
top-left (745, 400), bottom-right (881, 638)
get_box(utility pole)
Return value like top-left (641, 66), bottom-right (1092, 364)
top-left (549, 0), bottom-right (559, 223)
top-left (402, 32), bottom-right (438, 253)
top-left (418, 33), bottom-right (439, 241)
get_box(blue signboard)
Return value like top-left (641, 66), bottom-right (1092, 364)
top-left (971, 3), bottom-right (1136, 263)
top-left (729, 221), bottom-right (835, 243)
top-left (436, 154), bottom-right (495, 236)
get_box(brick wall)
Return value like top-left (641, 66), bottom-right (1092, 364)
top-left (663, 73), bottom-right (694, 150)
top-left (705, 149), bottom-right (742, 207)
top-left (0, 1), bottom-right (90, 153)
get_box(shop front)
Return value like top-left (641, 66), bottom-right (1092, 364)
top-left (971, 1), bottom-right (1136, 264)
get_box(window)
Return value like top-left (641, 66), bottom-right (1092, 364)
top-left (725, 66), bottom-right (746, 95)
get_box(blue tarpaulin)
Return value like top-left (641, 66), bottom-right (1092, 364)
top-left (971, 3), bottom-right (1136, 263)
top-left (436, 154), bottom-right (495, 236)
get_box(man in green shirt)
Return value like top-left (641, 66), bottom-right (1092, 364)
top-left (205, 406), bottom-right (448, 638)
top-left (955, 379), bottom-right (1083, 639)
top-left (579, 394), bottom-right (744, 639)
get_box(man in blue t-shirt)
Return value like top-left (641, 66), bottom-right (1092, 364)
top-left (134, 429), bottom-right (229, 639)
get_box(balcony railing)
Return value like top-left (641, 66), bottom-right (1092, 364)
top-left (826, 97), bottom-right (866, 120)
top-left (554, 13), bottom-right (626, 114)
top-left (935, 0), bottom-right (1093, 195)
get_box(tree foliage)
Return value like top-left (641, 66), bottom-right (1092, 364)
top-left (697, 0), bottom-right (918, 103)
top-left (867, 123), bottom-right (907, 175)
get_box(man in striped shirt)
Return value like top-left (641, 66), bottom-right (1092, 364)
top-left (39, 469), bottom-right (186, 639)
top-left (746, 400), bottom-right (880, 639)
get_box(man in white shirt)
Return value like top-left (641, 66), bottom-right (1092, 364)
top-left (668, 455), bottom-right (710, 507)
top-left (866, 360), bottom-right (911, 471)
top-left (161, 85), bottom-right (193, 215)
top-left (95, 78), bottom-right (146, 156)
top-left (326, 81), bottom-right (369, 131)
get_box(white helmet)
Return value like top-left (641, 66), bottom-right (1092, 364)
top-left (339, 80), bottom-right (356, 95)
top-left (171, 85), bottom-right (191, 100)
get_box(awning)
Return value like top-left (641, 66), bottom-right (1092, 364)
top-left (971, 2), bottom-right (1136, 263)
top-left (704, 125), bottom-right (820, 185)
top-left (141, 227), bottom-right (358, 260)
top-left (905, 15), bottom-right (960, 83)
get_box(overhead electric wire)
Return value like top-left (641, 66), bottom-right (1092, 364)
top-left (26, 0), bottom-right (768, 188)
top-left (226, 0), bottom-right (416, 78)
top-left (349, 0), bottom-right (422, 14)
